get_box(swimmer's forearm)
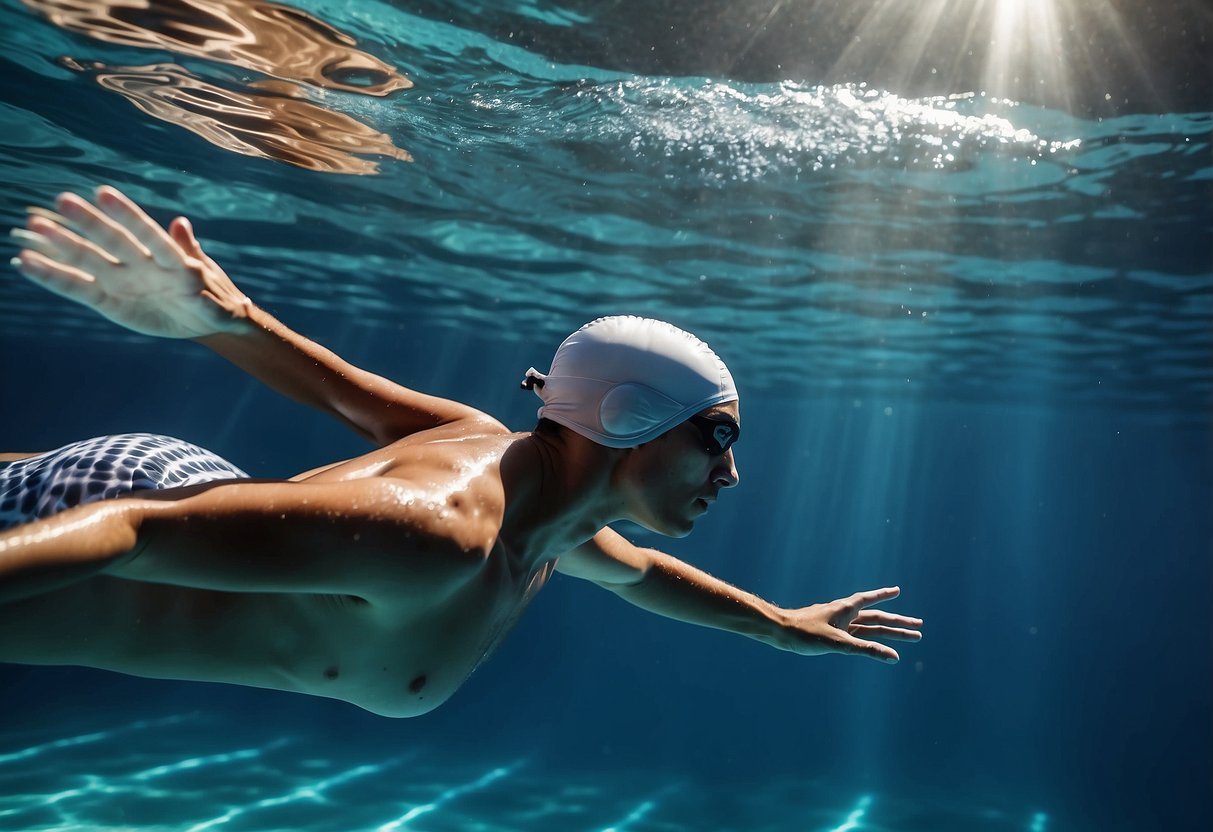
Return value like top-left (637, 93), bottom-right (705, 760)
top-left (0, 502), bottom-right (145, 604)
top-left (609, 550), bottom-right (789, 648)
top-left (197, 305), bottom-right (490, 445)
top-left (198, 306), bottom-right (407, 444)
top-left (605, 546), bottom-right (923, 662)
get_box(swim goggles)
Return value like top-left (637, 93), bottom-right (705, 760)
top-left (687, 413), bottom-right (741, 456)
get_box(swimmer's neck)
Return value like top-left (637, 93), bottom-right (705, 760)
top-left (500, 431), bottom-right (631, 562)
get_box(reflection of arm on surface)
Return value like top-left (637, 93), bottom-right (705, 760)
top-left (556, 527), bottom-right (922, 662)
top-left (67, 59), bottom-right (410, 174)
top-left (25, 0), bottom-right (412, 95)
top-left (36, 0), bottom-right (415, 170)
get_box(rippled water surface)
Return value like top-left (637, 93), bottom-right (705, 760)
top-left (2, 0), bottom-right (1209, 421)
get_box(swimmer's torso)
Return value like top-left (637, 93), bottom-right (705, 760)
top-left (0, 423), bottom-right (557, 717)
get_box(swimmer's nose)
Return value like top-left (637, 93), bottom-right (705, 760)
top-left (714, 448), bottom-right (740, 489)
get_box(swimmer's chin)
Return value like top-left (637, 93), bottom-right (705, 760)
top-left (634, 515), bottom-right (697, 538)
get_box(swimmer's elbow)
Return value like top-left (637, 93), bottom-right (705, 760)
top-left (556, 530), bottom-right (654, 588)
top-left (593, 562), bottom-right (652, 591)
top-left (598, 565), bottom-right (658, 598)
top-left (0, 500), bottom-right (149, 603)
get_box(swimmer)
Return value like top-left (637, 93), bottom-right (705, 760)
top-left (1, 187), bottom-right (922, 717)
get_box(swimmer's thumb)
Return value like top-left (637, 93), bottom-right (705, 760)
top-left (169, 217), bottom-right (203, 258)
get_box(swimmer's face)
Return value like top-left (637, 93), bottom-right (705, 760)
top-left (621, 400), bottom-right (741, 537)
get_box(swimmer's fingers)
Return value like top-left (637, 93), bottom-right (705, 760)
top-left (169, 215), bottom-right (219, 269)
top-left (848, 624), bottom-right (922, 642)
top-left (834, 633), bottom-right (900, 664)
top-left (12, 249), bottom-right (104, 306)
top-left (852, 609), bottom-right (923, 630)
top-left (848, 586), bottom-right (901, 608)
top-left (15, 215), bottom-right (120, 273)
top-left (27, 205), bottom-right (70, 227)
top-left (94, 186), bottom-right (183, 267)
top-left (54, 191), bottom-right (155, 265)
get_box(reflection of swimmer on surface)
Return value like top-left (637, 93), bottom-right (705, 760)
top-left (64, 59), bottom-right (411, 173)
top-left (22, 0), bottom-right (411, 95)
top-left (2, 187), bottom-right (923, 718)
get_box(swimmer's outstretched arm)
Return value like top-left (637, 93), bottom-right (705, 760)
top-left (557, 528), bottom-right (922, 663)
top-left (11, 187), bottom-right (496, 445)
top-left (0, 476), bottom-right (469, 605)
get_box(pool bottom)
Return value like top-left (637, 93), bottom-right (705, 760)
top-left (0, 711), bottom-right (1052, 832)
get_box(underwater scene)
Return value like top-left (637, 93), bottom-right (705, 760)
top-left (0, 1), bottom-right (1210, 830)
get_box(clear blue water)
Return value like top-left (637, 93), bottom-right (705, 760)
top-left (1, 1), bottom-right (1210, 830)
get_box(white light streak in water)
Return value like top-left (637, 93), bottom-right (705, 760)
top-left (826, 794), bottom-right (873, 832)
top-left (0, 713), bottom-right (196, 765)
top-left (1, 774), bottom-right (182, 821)
top-left (599, 798), bottom-right (657, 832)
top-left (374, 760), bottom-right (522, 832)
top-left (132, 738), bottom-right (289, 781)
top-left (186, 755), bottom-right (411, 832)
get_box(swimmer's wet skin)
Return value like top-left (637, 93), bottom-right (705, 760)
top-left (1, 186), bottom-right (922, 717)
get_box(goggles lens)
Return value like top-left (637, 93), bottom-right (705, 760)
top-left (687, 413), bottom-right (740, 456)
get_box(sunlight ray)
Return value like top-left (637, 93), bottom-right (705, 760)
top-left (374, 760), bottom-right (523, 832)
top-left (825, 794), bottom-right (873, 832)
top-left (132, 738), bottom-right (290, 781)
top-left (184, 754), bottom-right (413, 832)
top-left (0, 714), bottom-right (198, 766)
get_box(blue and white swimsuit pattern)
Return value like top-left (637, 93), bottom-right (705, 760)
top-left (0, 433), bottom-right (248, 531)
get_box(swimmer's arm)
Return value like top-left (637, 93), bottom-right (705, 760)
top-left (198, 308), bottom-right (504, 445)
top-left (0, 478), bottom-right (469, 605)
top-left (13, 187), bottom-right (502, 446)
top-left (556, 528), bottom-right (921, 663)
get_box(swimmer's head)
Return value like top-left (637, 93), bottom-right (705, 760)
top-left (521, 316), bottom-right (738, 448)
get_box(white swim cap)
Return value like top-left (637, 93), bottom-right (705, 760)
top-left (522, 316), bottom-right (738, 448)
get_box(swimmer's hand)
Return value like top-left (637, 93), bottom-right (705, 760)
top-left (779, 586), bottom-right (922, 663)
top-left (10, 186), bottom-right (252, 338)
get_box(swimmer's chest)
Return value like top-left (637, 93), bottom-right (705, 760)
top-left (334, 546), bottom-right (556, 716)
top-left (53, 572), bottom-right (530, 717)
top-left (8, 520), bottom-right (550, 717)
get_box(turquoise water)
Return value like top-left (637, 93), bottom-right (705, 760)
top-left (0, 706), bottom-right (1051, 831)
top-left (1, 1), bottom-right (1210, 830)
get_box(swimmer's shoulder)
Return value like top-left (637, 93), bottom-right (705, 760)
top-left (295, 414), bottom-right (520, 484)
top-left (391, 411), bottom-right (516, 449)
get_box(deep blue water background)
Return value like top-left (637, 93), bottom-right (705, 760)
top-left (1, 1), bottom-right (1211, 830)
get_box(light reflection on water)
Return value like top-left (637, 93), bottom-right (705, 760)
top-left (20, 0), bottom-right (412, 95)
top-left (21, 0), bottom-right (412, 171)
top-left (71, 58), bottom-right (411, 173)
